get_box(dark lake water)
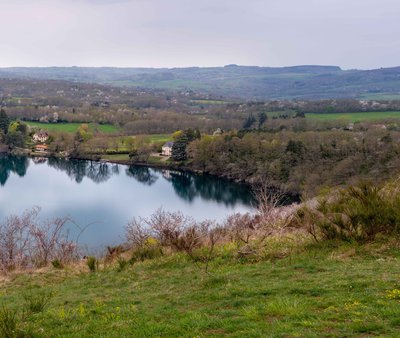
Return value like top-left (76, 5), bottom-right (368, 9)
top-left (0, 155), bottom-right (254, 251)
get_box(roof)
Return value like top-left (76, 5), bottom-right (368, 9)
top-left (34, 131), bottom-right (49, 137)
top-left (163, 142), bottom-right (174, 148)
top-left (35, 144), bottom-right (48, 149)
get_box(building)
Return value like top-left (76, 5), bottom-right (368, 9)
top-left (213, 128), bottom-right (224, 136)
top-left (32, 131), bottom-right (49, 143)
top-left (162, 142), bottom-right (174, 156)
top-left (34, 144), bottom-right (48, 153)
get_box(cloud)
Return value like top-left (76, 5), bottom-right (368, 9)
top-left (0, 0), bottom-right (398, 69)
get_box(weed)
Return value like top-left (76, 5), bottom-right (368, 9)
top-left (0, 306), bottom-right (17, 338)
top-left (116, 257), bottom-right (129, 272)
top-left (22, 290), bottom-right (53, 316)
top-left (87, 256), bottom-right (99, 272)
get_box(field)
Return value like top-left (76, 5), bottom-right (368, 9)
top-left (146, 134), bottom-right (173, 144)
top-left (306, 111), bottom-right (400, 122)
top-left (27, 122), bottom-right (120, 134)
top-left (2, 241), bottom-right (400, 337)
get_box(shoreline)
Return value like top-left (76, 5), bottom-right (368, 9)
top-left (9, 147), bottom-right (255, 189)
top-left (6, 147), bottom-right (300, 201)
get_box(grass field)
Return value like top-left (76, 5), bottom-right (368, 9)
top-left (2, 241), bottom-right (400, 337)
top-left (146, 134), bottom-right (173, 144)
top-left (27, 122), bottom-right (120, 133)
top-left (306, 111), bottom-right (400, 122)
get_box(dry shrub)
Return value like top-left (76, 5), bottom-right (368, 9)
top-left (126, 209), bottom-right (223, 274)
top-left (0, 207), bottom-right (80, 273)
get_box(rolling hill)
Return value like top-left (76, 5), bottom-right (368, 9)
top-left (2, 65), bottom-right (400, 100)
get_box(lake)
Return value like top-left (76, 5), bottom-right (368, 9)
top-left (0, 155), bottom-right (254, 251)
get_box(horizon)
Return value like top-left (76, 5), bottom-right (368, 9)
top-left (0, 64), bottom-right (397, 71)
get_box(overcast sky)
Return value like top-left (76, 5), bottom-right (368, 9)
top-left (0, 0), bottom-right (399, 69)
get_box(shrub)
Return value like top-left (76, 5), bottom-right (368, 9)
top-left (130, 241), bottom-right (163, 263)
top-left (87, 256), bottom-right (99, 272)
top-left (116, 257), bottom-right (129, 272)
top-left (296, 181), bottom-right (400, 242)
top-left (51, 259), bottom-right (63, 269)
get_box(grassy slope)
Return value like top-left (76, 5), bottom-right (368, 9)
top-left (2, 242), bottom-right (400, 337)
top-left (306, 111), bottom-right (400, 122)
top-left (27, 122), bottom-right (120, 133)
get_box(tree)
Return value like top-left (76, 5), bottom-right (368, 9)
top-left (172, 129), bottom-right (201, 162)
top-left (172, 133), bottom-right (189, 161)
top-left (258, 112), bottom-right (267, 128)
top-left (243, 114), bottom-right (256, 129)
top-left (75, 124), bottom-right (93, 143)
top-left (0, 109), bottom-right (10, 135)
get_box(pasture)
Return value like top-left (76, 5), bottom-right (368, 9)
top-left (306, 111), bottom-right (400, 122)
top-left (27, 122), bottom-right (120, 134)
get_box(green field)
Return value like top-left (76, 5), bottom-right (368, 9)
top-left (146, 134), bottom-right (173, 144)
top-left (2, 240), bottom-right (400, 337)
top-left (190, 99), bottom-right (228, 105)
top-left (306, 111), bottom-right (400, 122)
top-left (27, 122), bottom-right (120, 133)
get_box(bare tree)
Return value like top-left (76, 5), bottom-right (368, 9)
top-left (0, 208), bottom-right (82, 273)
top-left (29, 216), bottom-right (73, 267)
top-left (126, 217), bottom-right (151, 248)
top-left (0, 208), bottom-right (40, 271)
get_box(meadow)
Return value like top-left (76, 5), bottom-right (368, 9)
top-left (1, 240), bottom-right (400, 337)
top-left (27, 122), bottom-right (120, 134)
top-left (306, 111), bottom-right (400, 122)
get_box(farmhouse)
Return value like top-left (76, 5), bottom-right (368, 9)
top-left (162, 142), bottom-right (174, 156)
top-left (32, 131), bottom-right (49, 143)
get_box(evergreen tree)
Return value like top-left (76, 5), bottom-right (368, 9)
top-left (258, 112), bottom-right (267, 128)
top-left (242, 114), bottom-right (256, 129)
top-left (0, 109), bottom-right (10, 135)
top-left (172, 133), bottom-right (189, 161)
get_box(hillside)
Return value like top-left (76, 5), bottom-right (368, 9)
top-left (2, 65), bottom-right (400, 100)
top-left (2, 241), bottom-right (400, 337)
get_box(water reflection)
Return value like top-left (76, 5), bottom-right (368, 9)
top-left (0, 156), bottom-right (254, 207)
top-left (159, 169), bottom-right (254, 207)
top-left (0, 155), bottom-right (29, 186)
top-left (47, 158), bottom-right (114, 184)
top-left (126, 166), bottom-right (158, 186)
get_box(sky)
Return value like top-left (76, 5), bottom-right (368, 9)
top-left (0, 0), bottom-right (399, 69)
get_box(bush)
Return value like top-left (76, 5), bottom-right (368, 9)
top-left (296, 181), bottom-right (400, 242)
top-left (87, 256), bottom-right (99, 272)
top-left (130, 241), bottom-right (163, 264)
top-left (51, 259), bottom-right (63, 269)
top-left (116, 257), bottom-right (129, 272)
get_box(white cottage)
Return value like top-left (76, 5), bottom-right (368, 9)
top-left (32, 131), bottom-right (49, 143)
top-left (162, 142), bottom-right (174, 156)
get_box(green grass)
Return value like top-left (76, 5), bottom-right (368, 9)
top-left (27, 122), bottom-right (120, 134)
top-left (2, 241), bottom-right (400, 337)
top-left (190, 99), bottom-right (228, 105)
top-left (147, 134), bottom-right (173, 144)
top-left (306, 111), bottom-right (400, 122)
top-left (101, 154), bottom-right (130, 161)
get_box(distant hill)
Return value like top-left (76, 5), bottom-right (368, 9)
top-left (1, 65), bottom-right (400, 100)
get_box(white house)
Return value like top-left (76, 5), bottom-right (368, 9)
top-left (162, 142), bottom-right (174, 156)
top-left (32, 131), bottom-right (49, 143)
